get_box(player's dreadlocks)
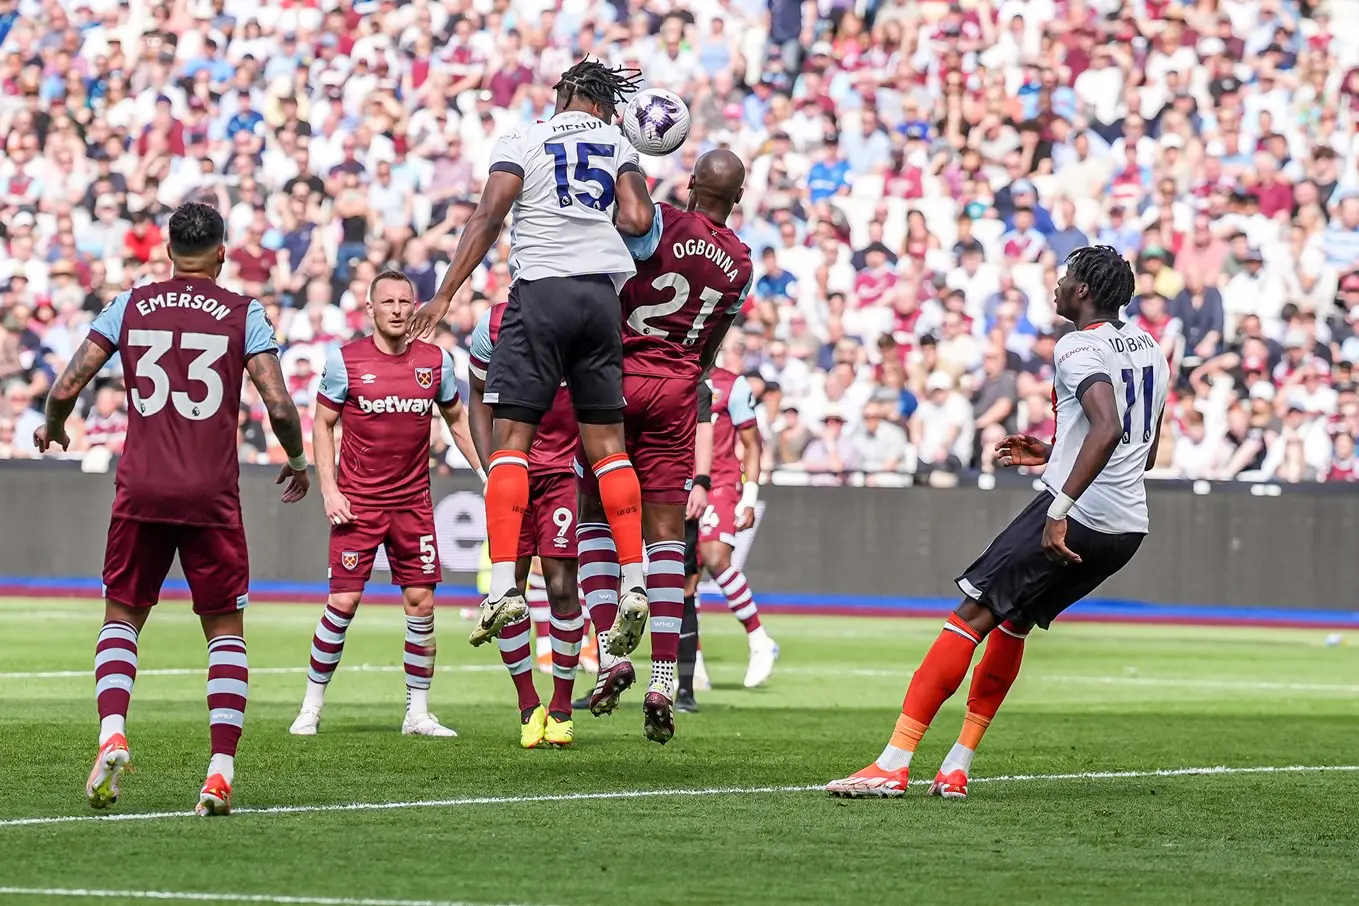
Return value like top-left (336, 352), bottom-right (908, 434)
top-left (1064, 245), bottom-right (1136, 315)
top-left (553, 58), bottom-right (644, 118)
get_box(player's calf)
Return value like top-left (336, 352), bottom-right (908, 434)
top-left (201, 630), bottom-right (247, 816)
top-left (91, 616), bottom-right (139, 807)
top-left (291, 597), bottom-right (359, 735)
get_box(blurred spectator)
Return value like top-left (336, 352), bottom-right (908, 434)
top-left (0, 0), bottom-right (1356, 486)
top-left (851, 400), bottom-right (912, 474)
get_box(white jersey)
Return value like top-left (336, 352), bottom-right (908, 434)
top-left (1042, 322), bottom-right (1170, 534)
top-left (489, 111), bottom-right (642, 292)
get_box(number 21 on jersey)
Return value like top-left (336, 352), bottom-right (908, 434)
top-left (628, 272), bottom-right (724, 346)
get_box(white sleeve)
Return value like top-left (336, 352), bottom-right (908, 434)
top-left (488, 130), bottom-right (526, 179)
top-left (1053, 334), bottom-right (1112, 401)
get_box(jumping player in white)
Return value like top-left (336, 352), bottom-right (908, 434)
top-left (409, 59), bottom-right (655, 657)
top-left (827, 245), bottom-right (1169, 798)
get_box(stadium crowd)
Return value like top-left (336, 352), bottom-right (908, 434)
top-left (1, 0), bottom-right (1358, 484)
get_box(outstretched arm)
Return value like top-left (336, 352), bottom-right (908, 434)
top-left (467, 371), bottom-right (494, 473)
top-left (245, 352), bottom-right (309, 502)
top-left (36, 338), bottom-right (110, 451)
top-left (409, 170), bottom-right (521, 338)
top-left (615, 169), bottom-right (655, 237)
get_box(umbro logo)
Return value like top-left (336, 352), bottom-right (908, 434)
top-left (361, 373), bottom-right (376, 384)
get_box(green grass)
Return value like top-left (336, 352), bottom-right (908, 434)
top-left (2, 597), bottom-right (1359, 906)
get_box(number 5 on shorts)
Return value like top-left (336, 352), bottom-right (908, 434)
top-left (419, 535), bottom-right (437, 575)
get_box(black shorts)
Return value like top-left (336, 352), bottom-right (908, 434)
top-left (684, 518), bottom-right (701, 578)
top-left (485, 275), bottom-right (624, 419)
top-left (956, 491), bottom-right (1144, 630)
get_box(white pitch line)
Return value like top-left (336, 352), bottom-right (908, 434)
top-left (1, 764), bottom-right (1355, 830)
top-left (0, 889), bottom-right (531, 906)
top-left (1040, 674), bottom-right (1359, 694)
top-left (0, 664), bottom-right (504, 680)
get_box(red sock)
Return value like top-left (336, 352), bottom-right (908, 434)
top-left (548, 604), bottom-right (584, 715)
top-left (497, 617), bottom-right (540, 713)
top-left (206, 635), bottom-right (248, 758)
top-left (960, 620), bottom-right (1027, 749)
top-left (593, 454), bottom-right (643, 569)
top-left (897, 614), bottom-right (981, 741)
top-left (485, 451), bottom-right (530, 567)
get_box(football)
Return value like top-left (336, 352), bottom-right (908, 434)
top-left (622, 88), bottom-right (691, 156)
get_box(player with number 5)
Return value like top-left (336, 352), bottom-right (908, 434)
top-left (287, 269), bottom-right (481, 741)
top-left (36, 202), bottom-right (311, 817)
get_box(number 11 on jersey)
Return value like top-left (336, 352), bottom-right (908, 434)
top-left (1120, 365), bottom-right (1155, 444)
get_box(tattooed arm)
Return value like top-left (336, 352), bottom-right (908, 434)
top-left (245, 351), bottom-right (311, 503)
top-left (35, 339), bottom-right (110, 452)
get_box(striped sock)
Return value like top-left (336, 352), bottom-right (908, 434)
top-left (645, 540), bottom-right (686, 694)
top-left (716, 566), bottom-right (763, 635)
top-left (206, 635), bottom-right (248, 783)
top-left (404, 615), bottom-right (436, 715)
top-left (95, 620), bottom-right (138, 745)
top-left (497, 617), bottom-right (541, 713)
top-left (593, 454), bottom-right (645, 591)
top-left (304, 604), bottom-right (353, 710)
top-left (548, 605), bottom-right (585, 715)
top-left (527, 572), bottom-right (552, 659)
top-left (576, 522), bottom-right (619, 662)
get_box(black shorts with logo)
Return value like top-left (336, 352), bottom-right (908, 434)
top-left (956, 491), bottom-right (1144, 630)
top-left (684, 518), bottom-right (701, 578)
top-left (485, 275), bottom-right (624, 419)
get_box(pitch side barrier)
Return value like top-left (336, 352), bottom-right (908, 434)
top-left (0, 461), bottom-right (1356, 620)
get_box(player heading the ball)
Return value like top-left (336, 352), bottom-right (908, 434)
top-left (409, 59), bottom-right (656, 659)
top-left (35, 201), bottom-right (311, 817)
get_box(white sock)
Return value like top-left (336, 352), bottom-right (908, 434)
top-left (939, 742), bottom-right (975, 776)
top-left (620, 561), bottom-right (644, 592)
top-left (99, 715), bottom-right (125, 745)
top-left (875, 744), bottom-right (913, 772)
top-left (208, 753), bottom-right (234, 786)
top-left (407, 686), bottom-right (430, 716)
top-left (302, 679), bottom-right (327, 712)
top-left (649, 659), bottom-right (676, 697)
top-left (596, 632), bottom-right (619, 671)
top-left (489, 561), bottom-right (518, 600)
top-left (748, 625), bottom-right (770, 649)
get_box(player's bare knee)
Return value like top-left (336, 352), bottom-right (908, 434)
top-left (200, 609), bottom-right (245, 642)
top-left (491, 411), bottom-right (540, 451)
top-left (402, 587), bottom-right (434, 617)
top-left (543, 565), bottom-right (578, 615)
top-left (703, 544), bottom-right (732, 575)
top-left (643, 504), bottom-right (685, 545)
top-left (578, 420), bottom-right (626, 463)
top-left (104, 600), bottom-right (149, 631)
top-left (327, 592), bottom-right (362, 618)
top-left (955, 599), bottom-right (1000, 636)
top-left (578, 492), bottom-right (607, 524)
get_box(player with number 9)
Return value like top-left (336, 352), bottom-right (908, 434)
top-left (467, 300), bottom-right (586, 749)
top-left (287, 269), bottom-right (481, 741)
top-left (35, 201), bottom-right (311, 817)
top-left (575, 149), bottom-right (754, 744)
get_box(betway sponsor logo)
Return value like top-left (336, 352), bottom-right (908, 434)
top-left (356, 395), bottom-right (434, 415)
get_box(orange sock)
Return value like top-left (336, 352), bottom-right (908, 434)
top-left (485, 450), bottom-right (529, 585)
top-left (900, 613), bottom-right (982, 737)
top-left (959, 620), bottom-right (1027, 750)
top-left (593, 453), bottom-right (643, 567)
top-left (875, 614), bottom-right (981, 772)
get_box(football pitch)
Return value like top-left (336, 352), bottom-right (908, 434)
top-left (2, 598), bottom-right (1358, 906)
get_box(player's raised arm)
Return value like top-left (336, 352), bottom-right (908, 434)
top-left (36, 337), bottom-right (111, 452)
top-left (408, 168), bottom-right (521, 340)
top-left (615, 167), bottom-right (655, 237)
top-left (245, 351), bottom-right (309, 503)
